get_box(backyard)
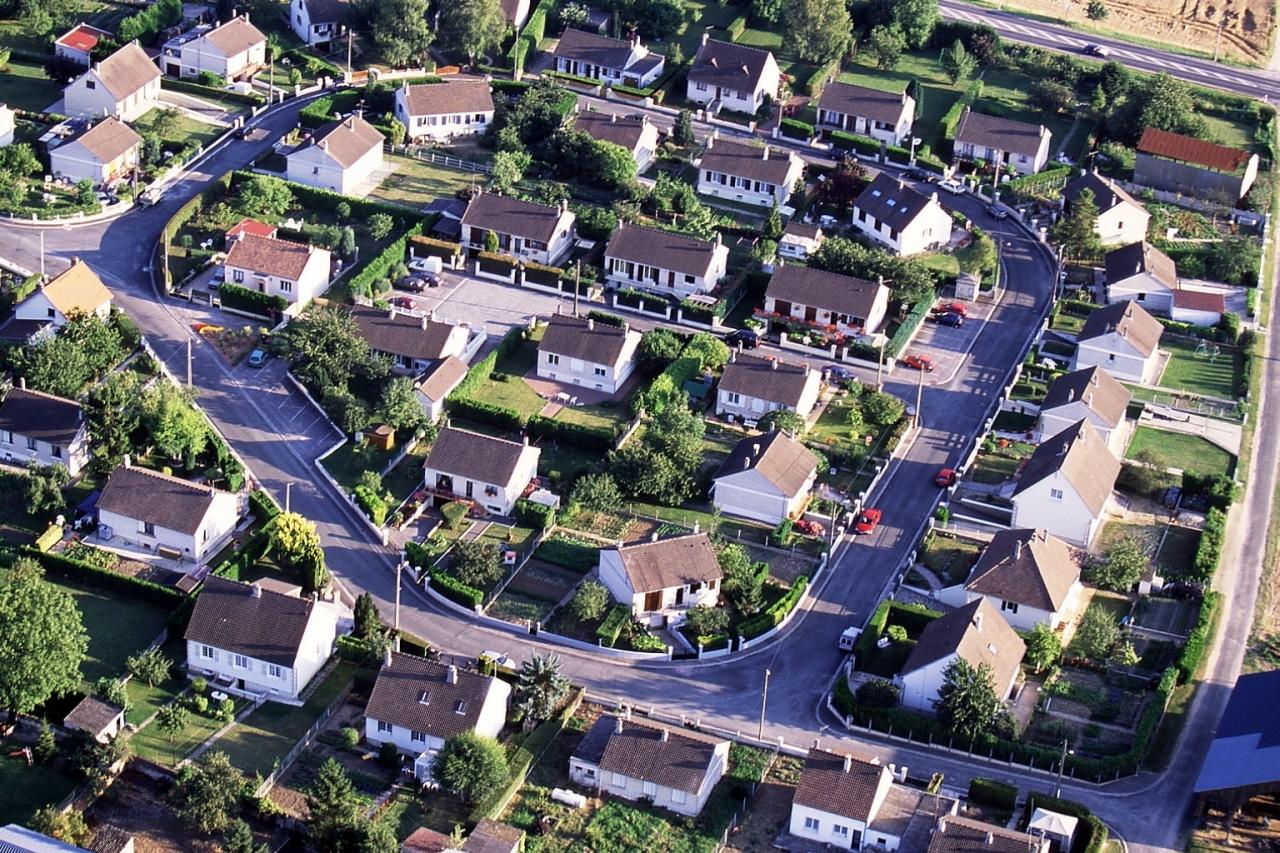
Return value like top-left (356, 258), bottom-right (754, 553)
top-left (1126, 427), bottom-right (1236, 477)
top-left (1157, 337), bottom-right (1241, 400)
top-left (916, 532), bottom-right (982, 586)
top-left (369, 154), bottom-right (485, 208)
top-left (130, 692), bottom-right (251, 766)
top-left (968, 439), bottom-right (1036, 485)
top-left (0, 737), bottom-right (79, 825)
top-left (132, 108), bottom-right (224, 152)
top-left (57, 580), bottom-right (176, 688)
top-left (0, 57), bottom-right (63, 112)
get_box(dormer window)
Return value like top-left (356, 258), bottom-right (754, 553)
top-left (418, 690), bottom-right (431, 705)
top-left (454, 700), bottom-right (467, 714)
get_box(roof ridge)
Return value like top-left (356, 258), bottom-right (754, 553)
top-left (702, 36), bottom-right (771, 56)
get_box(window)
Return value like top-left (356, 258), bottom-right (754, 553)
top-left (610, 772), bottom-right (625, 787)
top-left (1108, 353), bottom-right (1116, 362)
top-left (377, 720), bottom-right (392, 733)
top-left (804, 817), bottom-right (820, 831)
top-left (267, 663), bottom-right (283, 679)
top-left (1137, 292), bottom-right (1146, 301)
top-left (465, 481), bottom-right (474, 498)
top-left (234, 654), bottom-right (250, 669)
top-left (201, 645), bottom-right (216, 660)
top-left (410, 730), bottom-right (427, 743)
top-left (1002, 600), bottom-right (1019, 614)
top-left (86, 80), bottom-right (96, 89)
top-left (47, 308), bottom-right (56, 318)
top-left (140, 521), bottom-right (155, 536)
top-left (685, 274), bottom-right (695, 284)
top-left (1, 431), bottom-right (10, 444)
top-left (1049, 488), bottom-right (1064, 501)
top-left (279, 280), bottom-right (293, 293)
top-left (418, 690), bottom-right (431, 705)
top-left (547, 353), bottom-right (560, 365)
top-left (833, 824), bottom-right (850, 839)
top-left (484, 484), bottom-right (499, 497)
top-left (51, 445), bottom-right (62, 458)
top-left (726, 392), bottom-right (741, 405)
top-left (233, 269), bottom-right (245, 283)
top-left (593, 367), bottom-right (606, 376)
top-left (642, 781), bottom-right (657, 797)
top-left (453, 700), bottom-right (467, 714)
top-left (672, 789), bottom-right (687, 804)
top-left (695, 81), bottom-right (707, 91)
top-left (26, 436), bottom-right (37, 450)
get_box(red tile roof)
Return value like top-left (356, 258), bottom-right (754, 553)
top-left (1138, 128), bottom-right (1253, 174)
top-left (57, 23), bottom-right (110, 52)
top-left (1173, 288), bottom-right (1227, 312)
top-left (225, 218), bottom-right (277, 240)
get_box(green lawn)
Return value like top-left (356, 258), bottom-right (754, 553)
top-left (0, 57), bottom-right (63, 112)
top-left (673, 0), bottom-right (743, 66)
top-left (1126, 426), bottom-right (1236, 477)
top-left (464, 340), bottom-right (547, 420)
top-left (552, 403), bottom-right (628, 431)
top-left (918, 253), bottom-right (960, 276)
top-left (0, 740), bottom-right (79, 825)
top-left (125, 676), bottom-right (186, 727)
top-left (57, 580), bottom-right (175, 688)
top-left (130, 697), bottom-right (248, 767)
top-left (919, 533), bottom-right (981, 586)
top-left (321, 441), bottom-right (399, 492)
top-left (382, 440), bottom-right (431, 506)
top-left (132, 107), bottom-right (224, 149)
top-left (369, 155), bottom-right (484, 208)
top-left (217, 661), bottom-right (357, 777)
top-left (968, 441), bottom-right (1035, 484)
top-left (1158, 337), bottom-right (1241, 400)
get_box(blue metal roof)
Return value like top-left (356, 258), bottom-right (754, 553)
top-left (1193, 669), bottom-right (1280, 793)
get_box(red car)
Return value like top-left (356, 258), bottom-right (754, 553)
top-left (390, 296), bottom-right (416, 310)
top-left (934, 301), bottom-right (968, 317)
top-left (935, 468), bottom-right (956, 487)
top-left (902, 354), bottom-right (935, 372)
top-left (794, 518), bottom-right (825, 537)
top-left (853, 508), bottom-right (882, 535)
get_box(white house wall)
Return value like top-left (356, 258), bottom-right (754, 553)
top-left (1010, 475), bottom-right (1102, 547)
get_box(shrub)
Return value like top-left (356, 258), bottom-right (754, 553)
top-left (527, 414), bottom-right (617, 451)
top-left (738, 576), bottom-right (808, 639)
top-left (353, 485), bottom-right (389, 525)
top-left (886, 624), bottom-right (908, 643)
top-left (1190, 507), bottom-right (1225, 584)
top-left (337, 634), bottom-right (374, 662)
top-left (248, 488), bottom-right (280, 521)
top-left (534, 535), bottom-right (598, 572)
top-left (23, 547), bottom-right (184, 606)
top-left (218, 283), bottom-right (287, 318)
top-left (514, 498), bottom-right (555, 530)
top-left (855, 678), bottom-right (900, 708)
top-left (34, 525), bottom-right (61, 553)
top-left (341, 726), bottom-right (360, 748)
top-left (441, 501), bottom-right (470, 530)
top-left (969, 777), bottom-right (1018, 811)
top-left (429, 569), bottom-right (484, 609)
top-left (830, 131), bottom-right (881, 157)
top-left (596, 604), bottom-right (630, 647)
top-left (780, 118), bottom-right (816, 140)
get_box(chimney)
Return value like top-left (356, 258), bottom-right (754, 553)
top-left (615, 715), bottom-right (625, 734)
top-left (985, 833), bottom-right (995, 846)
top-left (446, 664), bottom-right (458, 684)
top-left (701, 32), bottom-right (710, 46)
top-left (610, 112), bottom-right (618, 123)
top-left (877, 275), bottom-right (885, 288)
top-left (587, 317), bottom-right (595, 331)
top-left (740, 64), bottom-right (749, 75)
top-left (387, 305), bottom-right (396, 319)
top-left (421, 314), bottom-right (429, 330)
top-left (250, 582), bottom-right (262, 598)
top-left (660, 728), bottom-right (669, 742)
top-left (1066, 389), bottom-right (1075, 402)
top-left (752, 443), bottom-right (760, 456)
top-left (771, 358), bottom-right (779, 370)
top-left (560, 198), bottom-right (570, 214)
top-left (842, 754), bottom-right (852, 773)
top-left (709, 56), bottom-right (718, 67)
top-left (743, 456), bottom-right (751, 470)
top-left (122, 454), bottom-right (132, 468)
top-left (714, 232), bottom-right (722, 247)
top-left (762, 144), bottom-right (770, 160)
top-left (972, 610), bottom-right (983, 631)
top-left (383, 645), bottom-right (393, 668)
top-left (1014, 539), bottom-right (1022, 561)
top-left (813, 738), bottom-right (820, 749)
top-left (651, 530), bottom-right (660, 542)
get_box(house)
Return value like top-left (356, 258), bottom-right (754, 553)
top-left (712, 430), bottom-right (818, 525)
top-left (415, 356), bottom-right (468, 423)
top-left (165, 15), bottom-right (265, 81)
top-left (552, 29), bottom-right (665, 87)
top-left (696, 138), bottom-right (804, 210)
top-left (285, 114), bottom-right (384, 194)
top-left (603, 223), bottom-right (728, 300)
top-left (185, 575), bottom-right (340, 702)
top-left (1134, 127), bottom-right (1260, 204)
top-left (789, 747), bottom-right (958, 851)
top-left (927, 816), bottom-right (1050, 853)
top-left (224, 218), bottom-right (277, 243)
top-left (1036, 365), bottom-right (1131, 454)
top-left (816, 82), bottom-right (915, 146)
top-left (0, 825), bottom-right (98, 852)
top-left (0, 103), bottom-right (12, 147)
top-left (1062, 171), bottom-right (1149, 247)
top-left (460, 192), bottom-right (576, 266)
top-left (762, 264), bottom-right (892, 338)
top-left (570, 713), bottom-right (730, 817)
top-left (0, 385), bottom-right (91, 476)
top-left (897, 598), bottom-right (1026, 713)
top-left (1073, 300), bottom-right (1164, 384)
top-left (401, 827), bottom-right (452, 853)
top-left (778, 222), bottom-right (824, 261)
top-left (97, 461), bottom-right (244, 564)
top-left (48, 116), bottom-right (141, 184)
top-left (940, 528), bottom-right (1084, 631)
top-left (537, 313), bottom-right (641, 394)
top-left (364, 650), bottom-right (511, 779)
top-left (851, 172), bottom-right (953, 256)
top-left (394, 79), bottom-right (495, 143)
top-left (459, 822), bottom-right (523, 853)
top-left (952, 108), bottom-right (1052, 176)
top-left (1171, 287), bottom-right (1227, 327)
top-left (63, 42), bottom-right (161, 121)
top-left (63, 695), bottom-right (126, 743)
top-left (1104, 241), bottom-right (1177, 314)
top-left (598, 531), bottom-right (722, 620)
top-left (350, 305), bottom-right (471, 374)
top-left (422, 426), bottom-right (540, 516)
top-left (686, 35), bottom-right (780, 115)
top-left (575, 110), bottom-right (660, 171)
top-left (716, 351), bottom-right (822, 423)
top-left (223, 233), bottom-right (331, 313)
top-left (1010, 419), bottom-right (1120, 547)
top-left (1193, 669), bottom-right (1280, 821)
top-left (500, 0), bottom-right (531, 28)
top-left (1028, 809), bottom-right (1079, 852)
top-left (54, 22), bottom-right (113, 66)
top-left (289, 0), bottom-right (349, 48)
top-left (11, 259), bottom-right (113, 327)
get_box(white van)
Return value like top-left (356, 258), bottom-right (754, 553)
top-left (838, 627), bottom-right (862, 651)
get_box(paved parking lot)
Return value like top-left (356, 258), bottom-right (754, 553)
top-left (905, 296), bottom-right (1000, 383)
top-left (383, 268), bottom-right (576, 339)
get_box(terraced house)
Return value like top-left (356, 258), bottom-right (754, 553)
top-left (952, 108), bottom-right (1052, 176)
top-left (552, 29), bottom-right (665, 87)
top-left (394, 78), bottom-right (495, 142)
top-left (603, 223), bottom-right (728, 299)
top-left (686, 35), bottom-right (780, 115)
top-left (460, 192), bottom-right (576, 265)
top-left (696, 138), bottom-right (804, 209)
top-left (816, 82), bottom-right (915, 146)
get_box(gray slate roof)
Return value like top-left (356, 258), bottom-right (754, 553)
top-left (700, 139), bottom-right (796, 186)
top-left (606, 223), bottom-right (722, 277)
top-left (0, 387), bottom-right (83, 446)
top-left (538, 313), bottom-right (635, 366)
top-left (97, 464), bottom-right (222, 536)
top-left (765, 264), bottom-right (887, 320)
top-left (350, 305), bottom-right (462, 361)
top-left (185, 576), bottom-right (319, 668)
top-left (424, 426), bottom-right (533, 487)
top-left (575, 110), bottom-right (650, 152)
top-left (1063, 170), bottom-right (1145, 215)
top-left (954, 108), bottom-right (1048, 158)
top-left (715, 429), bottom-right (818, 496)
top-left (900, 598), bottom-right (1025, 694)
top-left (818, 81), bottom-right (910, 124)
top-left (688, 37), bottom-right (774, 92)
top-left (718, 352), bottom-right (815, 408)
top-left (1104, 241), bottom-right (1177, 290)
top-left (462, 192), bottom-right (568, 243)
top-left (854, 172), bottom-right (940, 232)
top-left (553, 28), bottom-right (637, 70)
top-left (573, 714), bottom-right (727, 794)
top-left (365, 651), bottom-right (500, 740)
top-left (792, 747), bottom-right (889, 821)
top-left (1013, 419), bottom-right (1120, 517)
top-left (964, 528), bottom-right (1080, 612)
top-left (610, 531), bottom-right (722, 594)
top-left (1041, 366), bottom-right (1130, 428)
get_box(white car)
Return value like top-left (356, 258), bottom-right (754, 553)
top-left (408, 255), bottom-right (443, 275)
top-left (939, 179), bottom-right (967, 195)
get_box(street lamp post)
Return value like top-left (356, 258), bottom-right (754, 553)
top-left (757, 668), bottom-right (772, 742)
top-left (914, 364), bottom-right (925, 429)
top-left (1054, 737), bottom-right (1075, 797)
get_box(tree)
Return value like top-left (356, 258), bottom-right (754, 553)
top-left (861, 390), bottom-right (906, 425)
top-left (865, 25), bottom-right (906, 70)
top-left (817, 154), bottom-right (868, 211)
top-left (514, 654), bottom-right (570, 722)
top-left (1110, 640), bottom-right (1140, 666)
top-left (673, 109), bottom-right (694, 146)
top-left (1087, 0), bottom-right (1108, 18)
top-left (30, 807), bottom-right (90, 846)
top-left (1207, 237), bottom-right (1262, 286)
top-left (222, 820), bottom-right (269, 853)
top-left (34, 719), bottom-right (57, 763)
top-left (378, 376), bottom-right (429, 436)
top-left (433, 732), bottom-right (509, 801)
top-left (279, 307), bottom-right (370, 392)
top-left (751, 0), bottom-right (783, 23)
top-left (956, 228), bottom-right (996, 276)
top-left (354, 591), bottom-right (381, 640)
top-left (489, 150), bottom-right (528, 194)
top-left (126, 647), bottom-right (172, 687)
top-left (758, 409), bottom-right (806, 434)
top-left (940, 39), bottom-right (976, 83)
top-left (1025, 623), bottom-right (1062, 673)
top-left (782, 0), bottom-right (851, 63)
top-left (592, 140), bottom-right (638, 190)
top-left (1137, 73), bottom-right (1203, 138)
top-left (622, 0), bottom-right (684, 38)
top-left (156, 703), bottom-right (189, 743)
top-left (387, 117), bottom-right (407, 147)
top-left (93, 677), bottom-right (129, 712)
top-left (892, 0), bottom-right (938, 47)
top-left (172, 751), bottom-right (245, 834)
top-left (85, 371), bottom-right (140, 475)
top-left (934, 658), bottom-right (1000, 739)
top-left (12, 335), bottom-right (91, 398)
top-left (1050, 188), bottom-right (1102, 260)
top-left (764, 204), bottom-right (783, 242)
top-left (1093, 535), bottom-right (1147, 592)
top-left (270, 512), bottom-right (328, 591)
top-left (441, 0), bottom-right (504, 65)
top-left (140, 382), bottom-right (210, 462)
top-left (856, 678), bottom-right (901, 708)
top-left (0, 558), bottom-right (87, 723)
top-left (685, 606), bottom-right (729, 637)
top-left (338, 225), bottom-right (358, 258)
top-left (717, 542), bottom-right (766, 615)
top-left (24, 462), bottom-right (68, 518)
top-left (570, 580), bottom-right (609, 621)
top-left (1029, 79), bottom-right (1075, 114)
top-left (451, 539), bottom-right (502, 588)
top-left (685, 332), bottom-right (730, 371)
top-left (571, 472), bottom-right (624, 513)
top-left (306, 758), bottom-right (361, 847)
top-left (637, 328), bottom-right (683, 371)
top-left (371, 0), bottom-right (434, 66)
top-left (609, 403), bottom-right (704, 504)
top-left (1074, 606), bottom-right (1121, 659)
top-left (368, 213), bottom-right (395, 241)
top-left (237, 175), bottom-right (294, 219)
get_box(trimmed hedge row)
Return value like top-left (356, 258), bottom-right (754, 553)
top-left (218, 283), bottom-right (287, 317)
top-left (725, 11), bottom-right (749, 40)
top-left (533, 535), bottom-right (599, 572)
top-left (300, 90), bottom-right (363, 128)
top-left (212, 518), bottom-right (276, 582)
top-left (802, 58), bottom-right (840, 97)
top-left (1191, 507), bottom-right (1225, 584)
top-left (35, 525), bottom-right (61, 553)
top-left (968, 777), bottom-right (1017, 812)
top-left (781, 118), bottom-right (817, 141)
top-left (447, 398), bottom-right (523, 431)
top-left (739, 575), bottom-right (808, 639)
top-left (249, 488), bottom-right (280, 521)
top-left (514, 498), bottom-right (556, 530)
top-left (430, 568), bottom-right (483, 608)
top-left (886, 298), bottom-right (933, 358)
top-left (527, 414), bottom-right (618, 451)
top-left (163, 173), bottom-right (234, 288)
top-left (346, 220), bottom-right (426, 297)
top-left (22, 547), bottom-right (186, 606)
top-left (1176, 590), bottom-right (1219, 683)
top-left (831, 130), bottom-right (882, 157)
top-left (596, 604), bottom-right (631, 647)
top-left (1004, 164), bottom-right (1072, 200)
top-left (940, 80), bottom-right (984, 141)
top-left (337, 634), bottom-right (375, 662)
top-left (161, 77), bottom-right (264, 105)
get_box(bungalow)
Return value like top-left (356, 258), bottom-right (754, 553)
top-left (537, 313), bottom-right (641, 394)
top-left (48, 116), bottom-right (141, 184)
top-left (696, 138), bottom-right (804, 210)
top-left (570, 714), bottom-right (730, 817)
top-left (285, 114), bottom-right (384, 195)
top-left (1062, 171), bottom-right (1149, 247)
top-left (165, 15), bottom-right (266, 81)
top-left (223, 233), bottom-right (331, 313)
top-left (686, 35), bottom-right (780, 115)
top-left (394, 79), bottom-right (495, 143)
top-left (716, 351), bottom-right (822, 423)
top-left (460, 192), bottom-right (576, 266)
top-left (1010, 419), bottom-right (1121, 547)
top-left (54, 22), bottom-right (113, 66)
top-left (898, 598), bottom-right (1026, 713)
top-left (712, 430), bottom-right (818, 525)
top-left (940, 528), bottom-right (1084, 631)
top-left (415, 356), bottom-right (468, 423)
top-left (603, 223), bottom-right (728, 300)
top-left (1105, 241), bottom-right (1177, 315)
top-left (762, 264), bottom-right (892, 338)
top-left (927, 816), bottom-right (1050, 853)
top-left (97, 461), bottom-right (244, 564)
top-left (10, 259), bottom-right (113, 327)
top-left (422, 426), bottom-right (540, 516)
top-left (778, 222), bottom-right (825, 262)
top-left (364, 650), bottom-right (511, 779)
top-left (185, 575), bottom-right (340, 702)
top-left (63, 696), bottom-right (126, 744)
top-left (63, 41), bottom-right (161, 121)
top-left (350, 305), bottom-right (471, 374)
top-left (458, 822), bottom-right (523, 853)
top-left (816, 82), bottom-right (915, 146)
top-left (0, 385), bottom-right (91, 476)
top-left (851, 172), bottom-right (953, 256)
top-left (575, 110), bottom-right (660, 171)
top-left (289, 0), bottom-right (350, 48)
top-left (599, 531), bottom-right (722, 620)
top-left (552, 29), bottom-right (665, 88)
top-left (1036, 365), bottom-right (1131, 454)
top-left (952, 108), bottom-right (1052, 176)
top-left (1073, 300), bottom-right (1164, 384)
top-left (1134, 127), bottom-right (1260, 204)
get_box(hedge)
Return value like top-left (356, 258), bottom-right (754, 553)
top-left (337, 634), bottom-right (375, 662)
top-left (514, 498), bottom-right (555, 530)
top-left (533, 535), bottom-right (599, 572)
top-left (162, 172), bottom-right (234, 288)
top-left (886, 298), bottom-right (933, 358)
top-left (212, 518), bottom-right (276, 582)
top-left (451, 326), bottom-right (524, 400)
top-left (1020, 794), bottom-right (1108, 853)
top-left (447, 397), bottom-right (524, 431)
top-left (22, 547), bottom-right (186, 606)
top-left (638, 354), bottom-right (701, 413)
top-left (939, 79), bottom-right (984, 143)
top-left (596, 604), bottom-right (631, 647)
top-left (527, 414), bottom-right (618, 451)
top-left (739, 576), bottom-right (808, 639)
top-left (1003, 165), bottom-right (1072, 200)
top-left (346, 220), bottom-right (426, 297)
top-left (1175, 590), bottom-right (1218, 683)
top-left (587, 310), bottom-right (627, 327)
top-left (477, 252), bottom-right (518, 275)
top-left (522, 261), bottom-right (563, 287)
top-left (161, 77), bottom-right (264, 106)
top-left (354, 484), bottom-right (389, 525)
top-left (547, 70), bottom-right (602, 88)
top-left (968, 777), bottom-right (1018, 812)
top-left (409, 235), bottom-right (462, 261)
top-left (218, 283), bottom-right (287, 318)
top-left (430, 568), bottom-right (484, 608)
top-left (35, 525), bottom-right (61, 553)
top-left (249, 488), bottom-right (280, 521)
top-left (300, 90), bottom-right (363, 128)
top-left (1190, 507), bottom-right (1225, 584)
top-left (830, 130), bottom-right (882, 157)
top-left (725, 11), bottom-right (749, 40)
top-left (492, 79), bottom-right (531, 95)
top-left (404, 539), bottom-right (434, 570)
top-left (802, 58), bottom-right (840, 97)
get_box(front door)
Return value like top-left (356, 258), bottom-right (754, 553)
top-left (643, 591), bottom-right (661, 611)
top-left (774, 300), bottom-right (792, 316)
top-left (675, 586), bottom-right (685, 605)
top-left (804, 306), bottom-right (818, 323)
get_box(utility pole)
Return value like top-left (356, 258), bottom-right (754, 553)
top-left (39, 230), bottom-right (45, 277)
top-left (394, 560), bottom-right (404, 636)
top-left (573, 260), bottom-right (581, 316)
top-left (285, 481), bottom-right (293, 513)
top-left (186, 337), bottom-right (193, 388)
top-left (1054, 737), bottom-right (1073, 797)
top-left (875, 340), bottom-right (885, 391)
top-left (914, 364), bottom-right (924, 429)
top-left (347, 29), bottom-right (354, 73)
top-left (757, 668), bottom-right (772, 742)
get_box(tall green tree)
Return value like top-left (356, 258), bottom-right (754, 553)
top-left (432, 732), bottom-right (509, 801)
top-left (1025, 623), bottom-right (1062, 673)
top-left (440, 0), bottom-right (505, 66)
top-left (0, 558), bottom-right (87, 723)
top-left (222, 820), bottom-right (269, 853)
top-left (717, 542), bottom-right (766, 615)
top-left (865, 25), bottom-right (905, 71)
top-left (1092, 535), bottom-right (1148, 592)
top-left (891, 0), bottom-right (938, 48)
top-left (450, 539), bottom-right (502, 589)
top-left (353, 592), bottom-right (381, 640)
top-left (673, 109), bottom-right (694, 146)
top-left (236, 175), bottom-right (294, 219)
top-left (782, 0), bottom-right (851, 63)
top-left (941, 39), bottom-right (976, 83)
top-left (1050, 187), bottom-right (1102, 261)
top-left (306, 758), bottom-right (361, 848)
top-left (514, 653), bottom-right (570, 723)
top-left (270, 512), bottom-right (329, 592)
top-left (279, 307), bottom-right (370, 391)
top-left (171, 750), bottom-right (245, 834)
top-left (570, 472), bottom-right (623, 513)
top-left (156, 703), bottom-right (189, 743)
top-left (1074, 606), bottom-right (1121, 659)
top-left (370, 0), bottom-right (434, 67)
top-left (24, 462), bottom-right (68, 519)
top-left (378, 376), bottom-right (429, 436)
top-left (140, 382), bottom-right (210, 462)
top-left (85, 371), bottom-right (141, 475)
top-left (934, 658), bottom-right (1000, 739)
